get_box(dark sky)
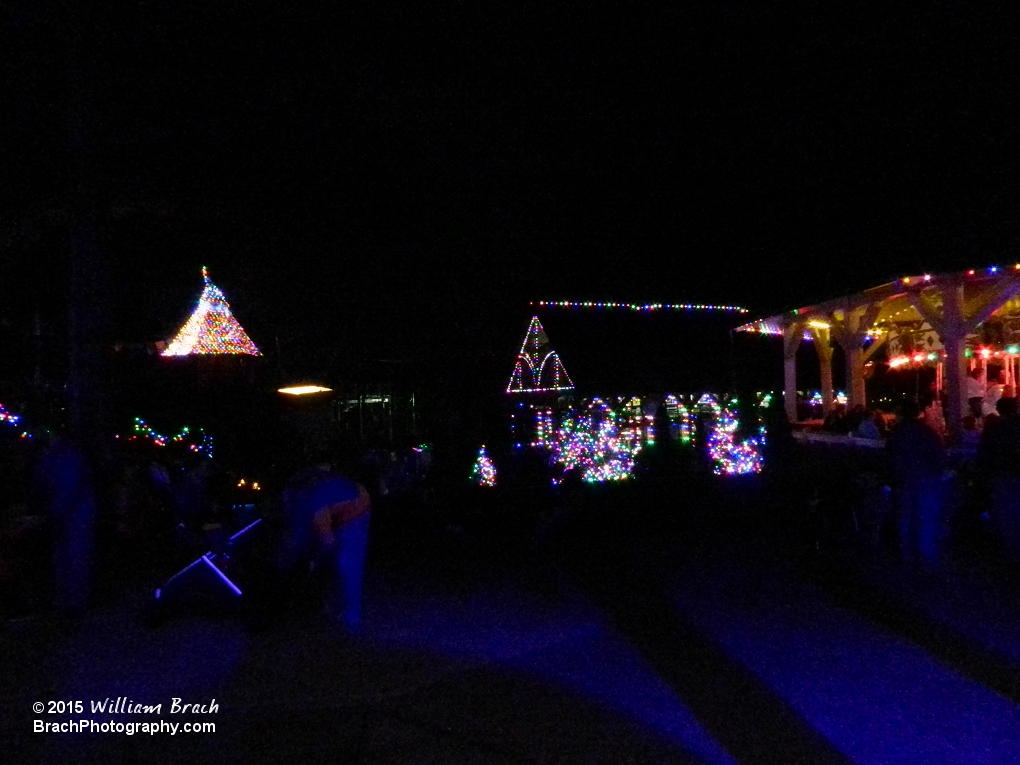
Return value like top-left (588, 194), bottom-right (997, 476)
top-left (2, 2), bottom-right (1020, 392)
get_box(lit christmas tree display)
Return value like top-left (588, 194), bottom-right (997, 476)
top-left (506, 316), bottom-right (575, 393)
top-left (471, 445), bottom-right (497, 487)
top-left (163, 267), bottom-right (261, 356)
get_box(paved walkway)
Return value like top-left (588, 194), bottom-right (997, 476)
top-left (4, 503), bottom-right (1020, 764)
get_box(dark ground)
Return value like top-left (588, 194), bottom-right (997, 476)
top-left (4, 445), bottom-right (1020, 764)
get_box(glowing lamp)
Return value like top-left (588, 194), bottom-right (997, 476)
top-left (278, 385), bottom-right (333, 395)
top-left (1008, 345), bottom-right (1020, 355)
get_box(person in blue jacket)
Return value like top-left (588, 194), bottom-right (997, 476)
top-left (279, 457), bottom-right (372, 632)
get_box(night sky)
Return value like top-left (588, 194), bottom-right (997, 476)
top-left (3, 3), bottom-right (1020, 394)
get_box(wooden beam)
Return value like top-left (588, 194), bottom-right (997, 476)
top-left (906, 290), bottom-right (945, 338)
top-left (861, 301), bottom-right (883, 335)
top-left (863, 333), bottom-right (887, 361)
top-left (964, 275), bottom-right (1020, 333)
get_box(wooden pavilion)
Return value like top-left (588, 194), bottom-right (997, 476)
top-left (737, 266), bottom-right (1020, 439)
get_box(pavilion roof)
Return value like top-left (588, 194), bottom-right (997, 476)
top-left (736, 266), bottom-right (1020, 338)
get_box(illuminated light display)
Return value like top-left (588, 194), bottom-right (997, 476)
top-left (737, 320), bottom-right (783, 335)
top-left (471, 446), bottom-right (497, 487)
top-left (531, 300), bottom-right (748, 313)
top-left (707, 407), bottom-right (765, 476)
top-left (663, 395), bottom-right (694, 444)
top-left (551, 410), bottom-right (638, 483)
top-left (0, 403), bottom-right (21, 426)
top-left (0, 402), bottom-right (32, 439)
top-left (126, 417), bottom-right (214, 458)
top-left (278, 385), bottom-right (332, 395)
top-left (532, 408), bottom-right (555, 447)
top-left (696, 393), bottom-right (720, 411)
top-left (163, 267), bottom-right (261, 356)
top-left (506, 317), bottom-right (575, 393)
top-left (664, 394), bottom-right (680, 417)
top-left (515, 393), bottom-right (766, 479)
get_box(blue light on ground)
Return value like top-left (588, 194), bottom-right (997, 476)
top-left (364, 571), bottom-right (735, 763)
top-left (668, 556), bottom-right (1020, 763)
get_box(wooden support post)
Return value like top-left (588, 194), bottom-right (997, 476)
top-left (942, 279), bottom-right (967, 443)
top-left (783, 323), bottom-right (802, 423)
top-left (846, 344), bottom-right (866, 410)
top-left (810, 325), bottom-right (834, 414)
top-left (828, 302), bottom-right (881, 412)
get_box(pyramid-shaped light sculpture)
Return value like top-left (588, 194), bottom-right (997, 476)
top-left (506, 316), bottom-right (574, 393)
top-left (163, 267), bottom-right (261, 356)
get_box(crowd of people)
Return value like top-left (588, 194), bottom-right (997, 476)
top-left (0, 425), bottom-right (380, 632)
top-left (810, 367), bottom-right (1020, 567)
top-left (821, 403), bottom-right (885, 438)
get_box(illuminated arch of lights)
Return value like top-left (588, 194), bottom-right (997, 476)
top-left (506, 317), bottom-right (575, 393)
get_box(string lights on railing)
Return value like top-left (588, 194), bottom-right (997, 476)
top-left (121, 417), bottom-right (214, 458)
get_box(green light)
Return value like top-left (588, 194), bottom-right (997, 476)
top-left (1008, 345), bottom-right (1020, 355)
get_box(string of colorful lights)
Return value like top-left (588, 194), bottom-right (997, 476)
top-left (550, 402), bottom-right (640, 483)
top-left (706, 403), bottom-right (766, 475)
top-left (163, 267), bottom-right (261, 356)
top-left (0, 402), bottom-right (32, 439)
top-left (122, 417), bottom-right (214, 457)
top-left (532, 301), bottom-right (747, 313)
